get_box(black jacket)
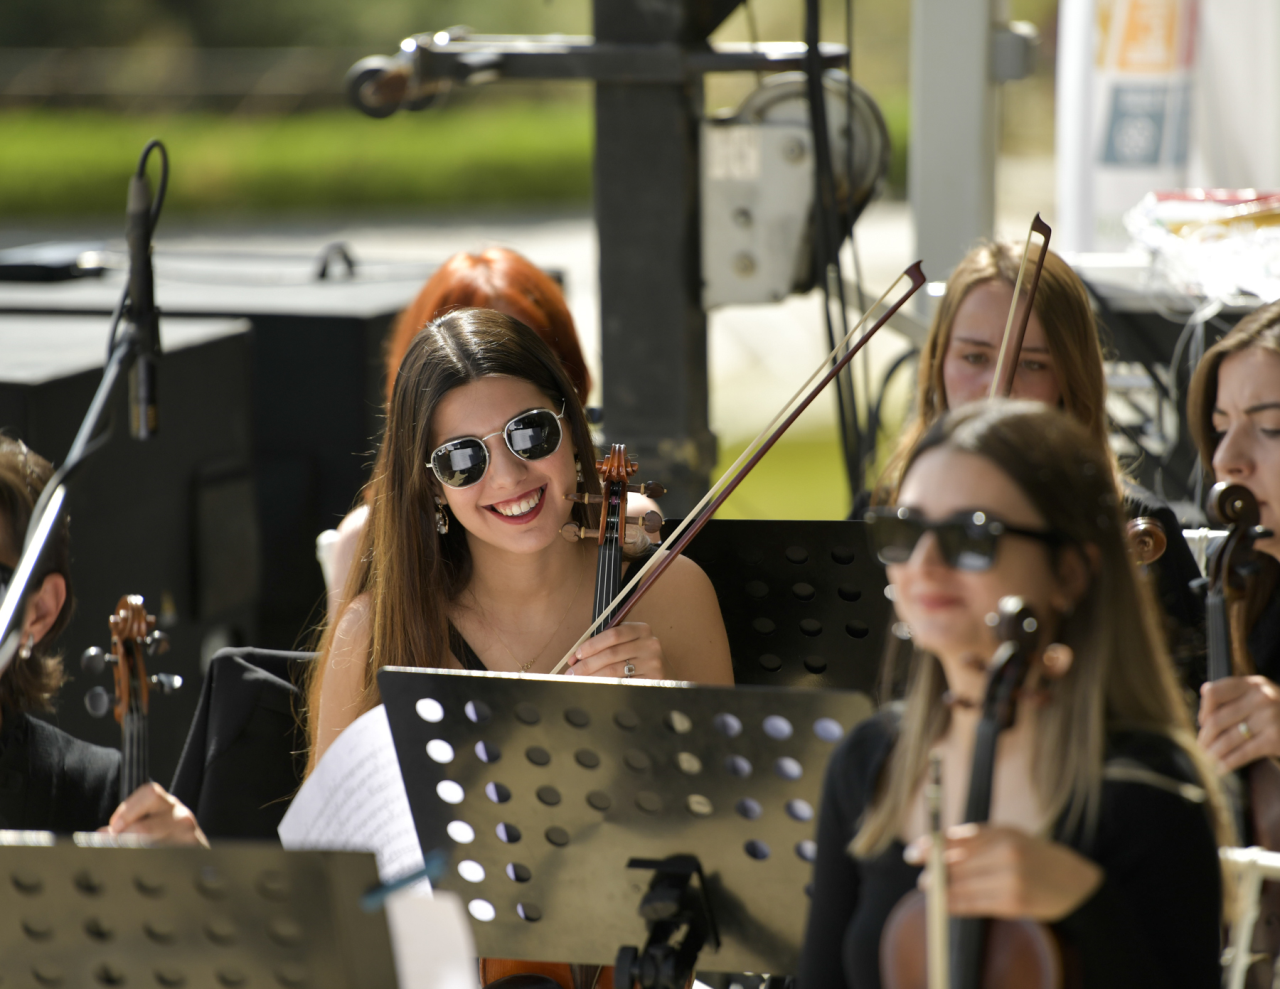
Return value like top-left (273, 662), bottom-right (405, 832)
top-left (0, 709), bottom-right (120, 832)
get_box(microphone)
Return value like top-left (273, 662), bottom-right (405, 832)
top-left (125, 144), bottom-right (163, 440)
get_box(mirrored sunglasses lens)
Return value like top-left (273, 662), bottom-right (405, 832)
top-left (432, 440), bottom-right (488, 487)
top-left (937, 523), bottom-right (996, 571)
top-left (870, 517), bottom-right (921, 565)
top-left (506, 411), bottom-right (561, 461)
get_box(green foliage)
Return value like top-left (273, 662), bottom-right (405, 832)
top-left (0, 102), bottom-right (593, 216)
top-left (713, 430), bottom-right (850, 520)
top-left (6, 0), bottom-right (592, 48)
top-left (876, 88), bottom-right (908, 198)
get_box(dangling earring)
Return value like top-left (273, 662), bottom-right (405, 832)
top-left (18, 634), bottom-right (34, 661)
top-left (434, 502), bottom-right (449, 535)
top-left (575, 458), bottom-right (585, 484)
top-left (1043, 642), bottom-right (1074, 677)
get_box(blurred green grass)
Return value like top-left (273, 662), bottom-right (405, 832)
top-left (712, 429), bottom-right (851, 520)
top-left (0, 102), bottom-right (593, 216)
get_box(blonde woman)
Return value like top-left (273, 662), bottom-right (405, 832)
top-left (871, 242), bottom-right (1205, 681)
top-left (801, 402), bottom-right (1229, 989)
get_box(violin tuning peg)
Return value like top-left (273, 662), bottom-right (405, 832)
top-left (146, 630), bottom-right (170, 657)
top-left (629, 481), bottom-right (665, 499)
top-left (80, 646), bottom-right (107, 675)
top-left (560, 522), bottom-right (599, 542)
top-left (642, 511), bottom-right (662, 534)
top-left (564, 493), bottom-right (604, 505)
top-left (149, 673), bottom-right (183, 694)
top-left (84, 686), bottom-right (111, 718)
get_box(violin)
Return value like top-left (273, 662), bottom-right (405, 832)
top-left (562, 443), bottom-right (664, 625)
top-left (81, 594), bottom-right (178, 801)
top-left (879, 597), bottom-right (1071, 989)
top-left (1202, 482), bottom-right (1280, 988)
top-left (478, 450), bottom-right (665, 989)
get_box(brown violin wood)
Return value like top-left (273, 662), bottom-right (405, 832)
top-left (881, 892), bottom-right (1064, 989)
top-left (1125, 516), bottom-right (1167, 566)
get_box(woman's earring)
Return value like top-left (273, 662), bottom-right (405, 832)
top-left (17, 634), bottom-right (33, 661)
top-left (1042, 642), bottom-right (1074, 677)
top-left (575, 458), bottom-right (585, 483)
top-left (434, 501), bottom-right (449, 535)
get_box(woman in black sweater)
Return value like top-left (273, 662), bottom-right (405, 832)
top-left (801, 402), bottom-right (1230, 988)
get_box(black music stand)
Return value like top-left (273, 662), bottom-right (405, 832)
top-left (0, 833), bottom-right (398, 988)
top-left (660, 518), bottom-right (891, 691)
top-left (378, 667), bottom-right (876, 982)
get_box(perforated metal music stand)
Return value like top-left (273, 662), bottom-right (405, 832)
top-left (0, 833), bottom-right (398, 989)
top-left (379, 667), bottom-right (876, 977)
top-left (660, 519), bottom-right (892, 690)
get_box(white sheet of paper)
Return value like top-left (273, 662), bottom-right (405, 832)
top-left (385, 889), bottom-right (478, 989)
top-left (278, 704), bottom-right (427, 887)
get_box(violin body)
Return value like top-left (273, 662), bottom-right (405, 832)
top-left (477, 959), bottom-right (611, 989)
top-left (881, 891), bottom-right (1063, 989)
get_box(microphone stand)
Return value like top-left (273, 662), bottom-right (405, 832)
top-left (0, 140), bottom-right (168, 675)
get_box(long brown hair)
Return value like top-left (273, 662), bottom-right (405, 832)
top-left (384, 248), bottom-right (591, 404)
top-left (1186, 300), bottom-right (1280, 663)
top-left (853, 402), bottom-right (1231, 858)
top-left (875, 243), bottom-right (1108, 502)
top-left (0, 436), bottom-right (72, 713)
top-left (305, 309), bottom-right (600, 767)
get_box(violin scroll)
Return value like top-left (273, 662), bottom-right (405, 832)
top-left (992, 595), bottom-right (1038, 649)
top-left (1125, 517), bottom-right (1167, 567)
top-left (1208, 482), bottom-right (1262, 530)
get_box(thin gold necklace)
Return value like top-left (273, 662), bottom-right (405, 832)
top-left (475, 556), bottom-right (586, 673)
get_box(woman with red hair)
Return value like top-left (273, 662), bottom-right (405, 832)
top-left (384, 247), bottom-right (591, 405)
top-left (318, 248), bottom-right (596, 615)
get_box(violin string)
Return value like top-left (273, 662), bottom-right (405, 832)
top-left (549, 269), bottom-right (914, 676)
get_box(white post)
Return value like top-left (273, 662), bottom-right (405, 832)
top-left (1055, 0), bottom-right (1095, 252)
top-left (909, 0), bottom-right (998, 285)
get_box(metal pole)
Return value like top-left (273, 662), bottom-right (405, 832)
top-left (594, 0), bottom-right (716, 516)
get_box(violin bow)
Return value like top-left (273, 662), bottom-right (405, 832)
top-left (550, 260), bottom-right (927, 675)
top-left (987, 213), bottom-right (1052, 399)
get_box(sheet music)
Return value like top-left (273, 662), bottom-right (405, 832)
top-left (278, 704), bottom-right (427, 887)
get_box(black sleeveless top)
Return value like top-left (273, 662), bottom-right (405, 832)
top-left (0, 709), bottom-right (121, 832)
top-left (797, 713), bottom-right (1222, 989)
top-left (448, 546), bottom-right (659, 671)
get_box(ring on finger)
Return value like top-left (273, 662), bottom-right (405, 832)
top-left (623, 662), bottom-right (636, 678)
top-left (1239, 720), bottom-right (1254, 740)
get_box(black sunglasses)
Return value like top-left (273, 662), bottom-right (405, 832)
top-left (429, 404), bottom-right (567, 489)
top-left (864, 507), bottom-right (1062, 572)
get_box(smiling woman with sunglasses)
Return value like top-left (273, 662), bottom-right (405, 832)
top-left (305, 308), bottom-right (733, 768)
top-left (799, 401), bottom-right (1230, 989)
